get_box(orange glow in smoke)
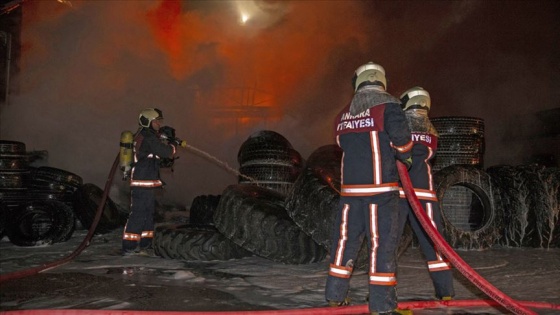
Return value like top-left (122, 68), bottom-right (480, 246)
top-left (146, 0), bottom-right (184, 78)
top-left (143, 0), bottom-right (369, 131)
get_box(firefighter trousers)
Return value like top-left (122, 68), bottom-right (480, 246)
top-left (122, 188), bottom-right (156, 252)
top-left (398, 198), bottom-right (455, 298)
top-left (325, 192), bottom-right (400, 313)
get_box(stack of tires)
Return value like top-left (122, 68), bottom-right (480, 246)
top-left (154, 132), bottom-right (323, 265)
top-left (153, 194), bottom-right (249, 262)
top-left (487, 164), bottom-right (559, 248)
top-left (433, 163), bottom-right (559, 250)
top-left (154, 141), bottom-right (410, 265)
top-left (237, 130), bottom-right (303, 196)
top-left (0, 141), bottom-right (30, 240)
top-left (156, 128), bottom-right (558, 263)
top-left (155, 184), bottom-right (326, 264)
top-left (0, 141), bottom-right (79, 245)
top-left (431, 116), bottom-right (485, 172)
top-left (0, 140), bottom-right (126, 246)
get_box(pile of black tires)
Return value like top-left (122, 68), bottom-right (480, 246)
top-left (427, 117), bottom-right (559, 250)
top-left (155, 126), bottom-right (559, 265)
top-left (154, 132), bottom-right (327, 264)
top-left (154, 133), bottom-right (412, 265)
top-left (0, 140), bottom-right (127, 246)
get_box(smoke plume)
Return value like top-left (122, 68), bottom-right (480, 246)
top-left (1, 0), bottom-right (558, 207)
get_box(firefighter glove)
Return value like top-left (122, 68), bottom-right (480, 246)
top-left (160, 126), bottom-right (176, 139)
top-left (401, 156), bottom-right (413, 170)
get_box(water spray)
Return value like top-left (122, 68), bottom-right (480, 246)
top-left (159, 126), bottom-right (258, 184)
top-left (184, 143), bottom-right (258, 183)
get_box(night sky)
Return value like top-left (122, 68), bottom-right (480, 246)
top-left (1, 0), bottom-right (558, 206)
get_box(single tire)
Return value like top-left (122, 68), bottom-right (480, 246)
top-left (306, 144), bottom-right (343, 173)
top-left (0, 141), bottom-right (26, 154)
top-left (285, 167), bottom-right (339, 249)
top-left (487, 165), bottom-right (559, 248)
top-left (432, 152), bottom-right (483, 172)
top-left (437, 135), bottom-right (485, 154)
top-left (238, 164), bottom-right (301, 183)
top-left (153, 225), bottom-right (180, 259)
top-left (31, 166), bottom-right (83, 190)
top-left (214, 184), bottom-right (327, 264)
top-left (239, 149), bottom-right (303, 168)
top-left (0, 189), bottom-right (29, 207)
top-left (6, 200), bottom-right (75, 246)
top-left (0, 172), bottom-right (27, 189)
top-left (52, 201), bottom-right (76, 243)
top-left (237, 130), bottom-right (296, 164)
top-left (28, 178), bottom-right (73, 192)
top-left (154, 224), bottom-right (253, 261)
top-left (0, 156), bottom-right (29, 171)
top-left (72, 183), bottom-right (125, 234)
top-left (431, 117), bottom-right (485, 137)
top-left (189, 195), bottom-right (221, 225)
top-left (434, 165), bottom-right (501, 249)
top-left (518, 165), bottom-right (559, 248)
top-left (542, 167), bottom-right (560, 247)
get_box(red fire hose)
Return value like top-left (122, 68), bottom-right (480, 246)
top-left (0, 299), bottom-right (558, 315)
top-left (1, 156), bottom-right (558, 314)
top-left (396, 161), bottom-right (537, 315)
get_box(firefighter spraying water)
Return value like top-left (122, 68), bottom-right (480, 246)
top-left (118, 108), bottom-right (259, 257)
top-left (120, 108), bottom-right (183, 256)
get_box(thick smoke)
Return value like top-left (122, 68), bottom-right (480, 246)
top-left (0, 0), bottom-right (558, 207)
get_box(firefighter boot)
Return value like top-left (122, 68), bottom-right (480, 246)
top-left (327, 297), bottom-right (351, 307)
top-left (137, 248), bottom-right (156, 257)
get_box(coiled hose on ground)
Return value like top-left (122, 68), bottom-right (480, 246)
top-left (0, 151), bottom-right (558, 314)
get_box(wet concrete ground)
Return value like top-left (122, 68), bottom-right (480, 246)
top-left (1, 229), bottom-right (559, 314)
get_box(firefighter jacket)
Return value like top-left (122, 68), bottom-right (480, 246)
top-left (399, 109), bottom-right (439, 201)
top-left (130, 128), bottom-right (176, 188)
top-left (335, 101), bottom-right (412, 196)
top-left (405, 133), bottom-right (438, 194)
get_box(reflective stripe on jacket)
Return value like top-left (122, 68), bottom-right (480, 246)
top-left (334, 102), bottom-right (412, 190)
top-left (130, 128), bottom-right (175, 188)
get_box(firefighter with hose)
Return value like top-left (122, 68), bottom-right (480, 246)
top-left (397, 87), bottom-right (455, 300)
top-left (119, 108), bottom-right (186, 256)
top-left (325, 62), bottom-right (414, 315)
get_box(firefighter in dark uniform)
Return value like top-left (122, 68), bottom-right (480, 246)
top-left (325, 62), bottom-right (413, 315)
top-left (397, 87), bottom-right (455, 300)
top-left (122, 108), bottom-right (176, 256)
